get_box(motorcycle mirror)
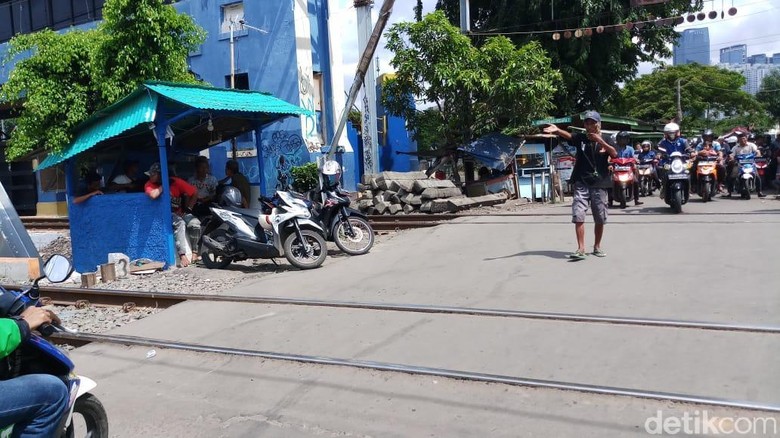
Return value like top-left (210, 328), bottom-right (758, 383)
top-left (42, 254), bottom-right (74, 284)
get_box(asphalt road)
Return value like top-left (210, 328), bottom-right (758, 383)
top-left (71, 194), bottom-right (780, 437)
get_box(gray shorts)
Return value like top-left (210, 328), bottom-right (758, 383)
top-left (572, 182), bottom-right (608, 224)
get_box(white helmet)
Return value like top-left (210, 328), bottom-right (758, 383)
top-left (663, 123), bottom-right (680, 134)
top-left (321, 159), bottom-right (341, 176)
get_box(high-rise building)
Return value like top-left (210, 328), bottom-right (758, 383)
top-left (771, 53), bottom-right (780, 65)
top-left (673, 28), bottom-right (710, 65)
top-left (719, 63), bottom-right (779, 95)
top-left (748, 54), bottom-right (768, 65)
top-left (720, 44), bottom-right (747, 64)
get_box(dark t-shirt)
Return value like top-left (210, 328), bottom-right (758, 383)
top-left (569, 133), bottom-right (611, 188)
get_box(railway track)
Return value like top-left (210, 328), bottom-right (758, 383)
top-left (20, 216), bottom-right (70, 230)
top-left (5, 283), bottom-right (779, 413)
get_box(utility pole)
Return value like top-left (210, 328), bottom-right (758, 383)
top-left (355, 0), bottom-right (379, 175)
top-left (229, 21), bottom-right (237, 159)
top-left (326, 0), bottom-right (395, 162)
top-left (459, 0), bottom-right (470, 32)
top-left (676, 78), bottom-right (682, 123)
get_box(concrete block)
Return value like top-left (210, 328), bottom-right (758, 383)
top-left (0, 257), bottom-right (41, 282)
top-left (357, 183), bottom-right (370, 191)
top-left (362, 173), bottom-right (378, 185)
top-left (377, 179), bottom-right (393, 191)
top-left (447, 193), bottom-right (508, 211)
top-left (358, 200), bottom-right (373, 211)
top-left (390, 180), bottom-right (415, 192)
top-left (413, 179), bottom-right (456, 192)
top-left (374, 201), bottom-right (390, 214)
top-left (421, 187), bottom-right (463, 200)
top-left (403, 194), bottom-right (423, 206)
top-left (380, 171), bottom-right (427, 181)
top-left (403, 204), bottom-right (415, 214)
top-left (430, 199), bottom-right (456, 213)
top-left (382, 190), bottom-right (398, 202)
top-left (420, 201), bottom-right (433, 213)
top-left (359, 190), bottom-right (373, 200)
top-left (388, 204), bottom-right (403, 215)
top-left (373, 195), bottom-right (386, 206)
top-left (370, 178), bottom-right (380, 190)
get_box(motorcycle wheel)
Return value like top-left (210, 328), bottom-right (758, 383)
top-left (200, 229), bottom-right (232, 269)
top-left (332, 216), bottom-right (374, 255)
top-left (672, 189), bottom-right (683, 214)
top-left (64, 393), bottom-right (109, 438)
top-left (284, 229), bottom-right (327, 269)
top-left (702, 182), bottom-right (711, 202)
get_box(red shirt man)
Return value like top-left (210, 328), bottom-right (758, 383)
top-left (144, 162), bottom-right (197, 215)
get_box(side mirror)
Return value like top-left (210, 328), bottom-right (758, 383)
top-left (43, 254), bottom-right (74, 283)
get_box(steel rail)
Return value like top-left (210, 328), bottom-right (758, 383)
top-left (52, 331), bottom-right (780, 413)
top-left (15, 285), bottom-right (780, 334)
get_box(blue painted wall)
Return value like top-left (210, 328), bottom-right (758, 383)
top-left (67, 193), bottom-right (171, 272)
top-left (376, 79), bottom-right (419, 173)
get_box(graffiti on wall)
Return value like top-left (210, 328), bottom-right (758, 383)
top-left (261, 130), bottom-right (310, 192)
top-left (361, 92), bottom-right (374, 172)
top-left (298, 66), bottom-right (322, 153)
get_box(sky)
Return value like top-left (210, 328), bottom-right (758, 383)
top-left (336, 0), bottom-right (780, 87)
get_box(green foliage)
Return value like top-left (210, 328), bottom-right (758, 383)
top-left (290, 162), bottom-right (320, 192)
top-left (0, 0), bottom-right (205, 160)
top-left (413, 108), bottom-right (446, 152)
top-left (756, 70), bottom-right (780, 124)
top-left (382, 11), bottom-right (560, 148)
top-left (608, 64), bottom-right (764, 132)
top-left (0, 30), bottom-right (104, 159)
top-left (436, 0), bottom-right (701, 113)
top-left (94, 0), bottom-right (206, 103)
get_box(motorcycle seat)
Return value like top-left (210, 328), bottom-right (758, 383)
top-left (225, 205), bottom-right (262, 218)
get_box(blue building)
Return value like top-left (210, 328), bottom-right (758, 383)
top-left (748, 54), bottom-right (768, 65)
top-left (673, 28), bottom-right (710, 66)
top-left (0, 0), bottom-right (419, 216)
top-left (720, 44), bottom-right (747, 64)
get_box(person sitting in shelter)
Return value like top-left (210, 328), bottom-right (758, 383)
top-left (108, 160), bottom-right (141, 193)
top-left (220, 159), bottom-right (250, 208)
top-left (144, 162), bottom-right (200, 267)
top-left (477, 166), bottom-right (491, 181)
top-left (187, 156), bottom-right (218, 216)
top-left (72, 171), bottom-right (103, 204)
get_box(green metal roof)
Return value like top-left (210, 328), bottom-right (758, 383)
top-left (38, 91), bottom-right (158, 170)
top-left (38, 81), bottom-right (310, 170)
top-left (145, 82), bottom-right (311, 115)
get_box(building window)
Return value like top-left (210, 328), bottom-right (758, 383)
top-left (225, 72), bottom-right (249, 90)
top-left (220, 2), bottom-right (244, 35)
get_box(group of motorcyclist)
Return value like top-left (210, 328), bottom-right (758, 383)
top-left (605, 123), bottom-right (773, 205)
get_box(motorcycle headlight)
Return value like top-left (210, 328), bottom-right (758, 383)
top-left (671, 160), bottom-right (684, 174)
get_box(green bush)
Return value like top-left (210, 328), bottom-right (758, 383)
top-left (291, 162), bottom-right (319, 192)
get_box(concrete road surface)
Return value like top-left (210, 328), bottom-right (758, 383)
top-left (70, 195), bottom-right (780, 436)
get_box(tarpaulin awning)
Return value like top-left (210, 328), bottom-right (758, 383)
top-left (457, 133), bottom-right (524, 170)
top-left (38, 81), bottom-right (311, 169)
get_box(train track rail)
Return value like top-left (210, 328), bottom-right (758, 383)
top-left (6, 285), bottom-right (779, 335)
top-left (20, 216), bottom-right (70, 230)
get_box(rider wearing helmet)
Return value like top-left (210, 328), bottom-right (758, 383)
top-left (725, 131), bottom-right (764, 197)
top-left (608, 131), bottom-right (643, 207)
top-left (657, 122), bottom-right (688, 194)
top-left (691, 129), bottom-right (723, 188)
top-left (637, 140), bottom-right (662, 190)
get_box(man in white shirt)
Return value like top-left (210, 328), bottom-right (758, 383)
top-left (727, 132), bottom-right (764, 197)
top-left (187, 156), bottom-right (218, 213)
top-left (108, 160), bottom-right (140, 192)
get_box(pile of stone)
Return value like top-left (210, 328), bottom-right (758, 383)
top-left (356, 171), bottom-right (507, 214)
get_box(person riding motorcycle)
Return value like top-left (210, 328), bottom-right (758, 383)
top-left (0, 307), bottom-right (70, 437)
top-left (725, 131), bottom-right (764, 198)
top-left (637, 140), bottom-right (662, 190)
top-left (608, 131), bottom-right (643, 207)
top-left (692, 129), bottom-right (725, 189)
top-left (657, 123), bottom-right (688, 195)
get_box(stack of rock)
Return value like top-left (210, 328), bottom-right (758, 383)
top-left (356, 171), bottom-right (507, 214)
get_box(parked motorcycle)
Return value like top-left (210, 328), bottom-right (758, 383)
top-left (610, 157), bottom-right (636, 208)
top-left (199, 187), bottom-right (327, 270)
top-left (755, 156), bottom-right (769, 188)
top-left (735, 153), bottom-right (757, 200)
top-left (695, 156), bottom-right (719, 202)
top-left (0, 255), bottom-right (109, 438)
top-left (636, 157), bottom-right (657, 197)
top-left (662, 151), bottom-right (690, 213)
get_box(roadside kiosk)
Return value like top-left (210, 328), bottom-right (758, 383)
top-left (37, 82), bottom-right (309, 272)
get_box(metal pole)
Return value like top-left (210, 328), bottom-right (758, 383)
top-left (530, 172), bottom-right (536, 202)
top-left (356, 1), bottom-right (379, 176)
top-left (230, 22), bottom-right (237, 160)
top-left (541, 171), bottom-right (547, 203)
top-left (459, 0), bottom-right (470, 32)
top-left (326, 0), bottom-right (396, 162)
top-left (676, 78), bottom-right (682, 123)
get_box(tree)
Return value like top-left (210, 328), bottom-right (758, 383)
top-left (607, 64), bottom-right (765, 132)
top-left (94, 0), bottom-right (206, 103)
top-left (756, 70), bottom-right (780, 124)
top-left (382, 11), bottom-right (561, 149)
top-left (435, 0), bottom-right (701, 113)
top-left (414, 0), bottom-right (423, 22)
top-left (0, 0), bottom-right (205, 160)
top-left (0, 30), bottom-right (104, 160)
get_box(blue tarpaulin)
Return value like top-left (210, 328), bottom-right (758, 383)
top-left (457, 133), bottom-right (523, 170)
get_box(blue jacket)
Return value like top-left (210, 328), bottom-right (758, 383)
top-left (659, 137), bottom-right (688, 155)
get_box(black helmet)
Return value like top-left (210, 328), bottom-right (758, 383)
top-left (747, 132), bottom-right (756, 141)
top-left (616, 131), bottom-right (631, 141)
top-left (702, 129), bottom-right (714, 138)
top-left (220, 186), bottom-right (243, 207)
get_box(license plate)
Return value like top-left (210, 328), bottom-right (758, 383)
top-left (667, 174), bottom-right (688, 180)
top-left (637, 164), bottom-right (651, 169)
top-left (614, 166), bottom-right (632, 171)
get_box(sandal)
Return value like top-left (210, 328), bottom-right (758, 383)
top-left (568, 250), bottom-right (586, 260)
top-left (592, 249), bottom-right (607, 258)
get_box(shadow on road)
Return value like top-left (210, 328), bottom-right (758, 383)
top-left (485, 250), bottom-right (571, 260)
